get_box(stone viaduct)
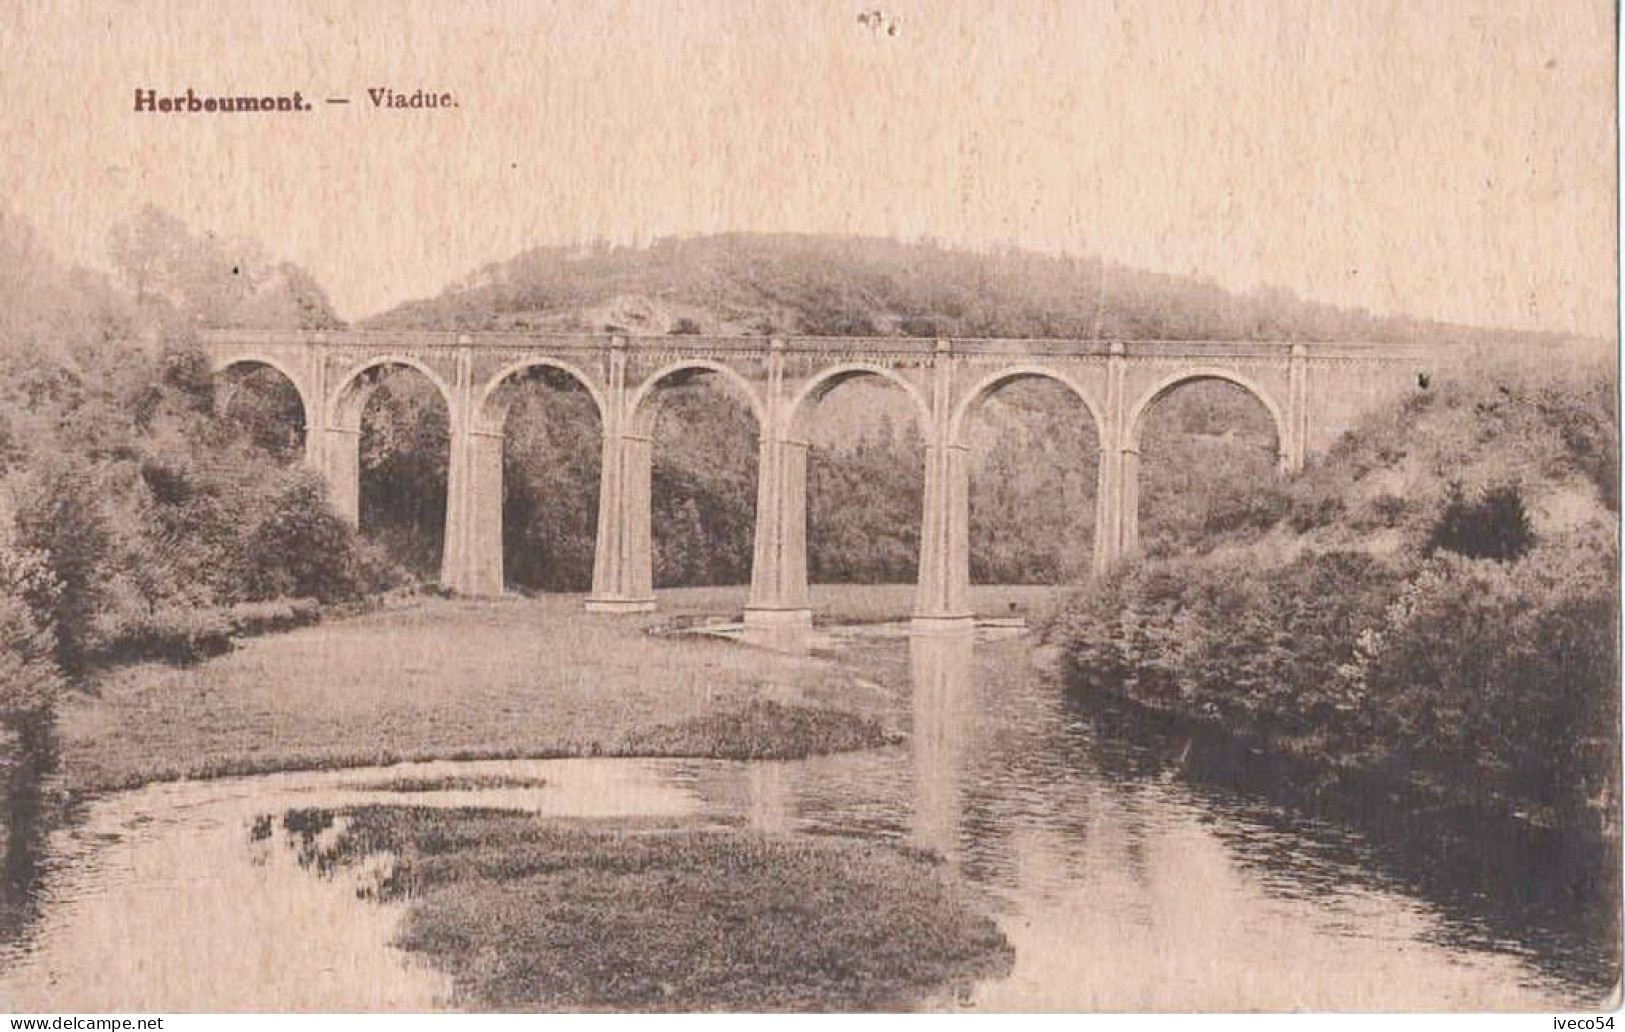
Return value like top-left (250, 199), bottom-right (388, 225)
top-left (200, 330), bottom-right (1450, 629)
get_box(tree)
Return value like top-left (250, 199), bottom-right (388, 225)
top-left (106, 205), bottom-right (196, 306)
top-left (13, 463), bottom-right (111, 671)
top-left (106, 205), bottom-right (341, 329)
top-left (245, 473), bottom-right (367, 602)
top-left (0, 548), bottom-right (62, 722)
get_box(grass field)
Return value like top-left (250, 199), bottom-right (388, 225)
top-left (59, 584), bottom-right (1043, 793)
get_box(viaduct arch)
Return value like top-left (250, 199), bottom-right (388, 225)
top-left (213, 356), bottom-right (317, 457)
top-left (590, 360), bottom-right (767, 609)
top-left (1122, 368), bottom-right (1288, 558)
top-left (321, 356), bottom-right (455, 528)
top-left (949, 366), bottom-right (1108, 579)
top-left (459, 359), bottom-right (607, 597)
top-left (202, 331), bottom-right (1451, 630)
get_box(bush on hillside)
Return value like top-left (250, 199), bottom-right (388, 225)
top-left (1425, 482), bottom-right (1534, 561)
top-left (1056, 549), bottom-right (1400, 740)
top-left (1056, 530), bottom-right (1618, 826)
top-left (0, 209), bottom-right (374, 695)
top-left (5, 343), bottom-right (375, 672)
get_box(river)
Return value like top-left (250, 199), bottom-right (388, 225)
top-left (0, 624), bottom-right (1614, 1011)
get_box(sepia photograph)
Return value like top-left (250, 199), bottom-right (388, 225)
top-left (0, 0), bottom-right (1618, 1018)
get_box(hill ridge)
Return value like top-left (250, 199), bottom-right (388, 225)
top-left (364, 232), bottom-right (1577, 349)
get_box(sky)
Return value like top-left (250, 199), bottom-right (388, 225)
top-left (1, 0), bottom-right (1616, 335)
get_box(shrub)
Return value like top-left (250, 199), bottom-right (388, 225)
top-left (12, 463), bottom-right (112, 672)
top-left (90, 602), bottom-right (233, 665)
top-left (351, 538), bottom-right (412, 595)
top-left (87, 596), bottom-right (323, 667)
top-left (1363, 493), bottom-right (1410, 529)
top-left (158, 345), bottom-right (217, 411)
top-left (0, 549), bottom-right (62, 721)
top-left (1061, 550), bottom-right (1401, 739)
top-left (1355, 533), bottom-right (1618, 819)
top-left (244, 473), bottom-right (368, 602)
top-left (145, 605), bottom-right (234, 663)
top-left (225, 597), bottom-right (322, 636)
top-left (1425, 482), bottom-right (1534, 561)
top-left (1200, 483), bottom-right (1294, 539)
top-left (1057, 525), bottom-right (1619, 828)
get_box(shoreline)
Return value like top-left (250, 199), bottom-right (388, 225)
top-left (1061, 681), bottom-right (1623, 991)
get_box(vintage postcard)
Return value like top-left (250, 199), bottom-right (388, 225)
top-left (0, 0), bottom-right (1617, 1017)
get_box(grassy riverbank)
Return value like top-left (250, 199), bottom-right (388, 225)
top-left (55, 582), bottom-right (1063, 793)
top-left (54, 588), bottom-right (912, 793)
top-left (291, 804), bottom-right (1014, 1011)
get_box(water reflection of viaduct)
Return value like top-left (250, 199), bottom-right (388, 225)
top-left (202, 331), bottom-right (1441, 629)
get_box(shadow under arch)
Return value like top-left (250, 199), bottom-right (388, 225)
top-left (785, 362), bottom-right (931, 440)
top-left (476, 357), bottom-right (608, 433)
top-left (1120, 367), bottom-right (1286, 558)
top-left (951, 365), bottom-right (1107, 585)
top-left (627, 360), bottom-right (763, 591)
top-left (325, 357), bottom-right (455, 579)
top-left (212, 357), bottom-right (313, 461)
top-left (479, 361), bottom-right (607, 593)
